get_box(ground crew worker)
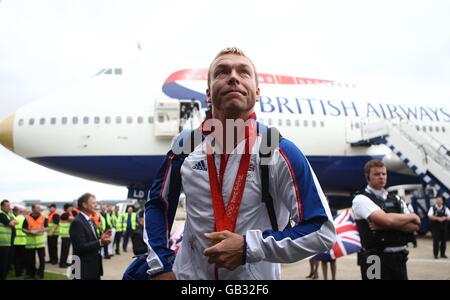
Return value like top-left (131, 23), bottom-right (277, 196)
top-left (59, 203), bottom-right (74, 268)
top-left (22, 203), bottom-right (48, 280)
top-left (352, 160), bottom-right (420, 280)
top-left (12, 206), bottom-right (26, 277)
top-left (122, 206), bottom-right (137, 253)
top-left (428, 195), bottom-right (450, 259)
top-left (100, 205), bottom-right (112, 259)
top-left (91, 211), bottom-right (101, 235)
top-left (0, 199), bottom-right (18, 280)
top-left (46, 204), bottom-right (60, 265)
top-left (111, 205), bottom-right (123, 255)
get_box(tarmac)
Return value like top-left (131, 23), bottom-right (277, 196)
top-left (44, 233), bottom-right (450, 280)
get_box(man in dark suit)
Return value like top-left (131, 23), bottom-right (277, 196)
top-left (69, 193), bottom-right (111, 280)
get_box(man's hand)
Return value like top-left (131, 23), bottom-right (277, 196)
top-left (100, 230), bottom-right (112, 246)
top-left (203, 230), bottom-right (244, 271)
top-left (8, 220), bottom-right (19, 228)
top-left (151, 272), bottom-right (176, 280)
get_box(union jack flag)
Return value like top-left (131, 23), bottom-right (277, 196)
top-left (313, 209), bottom-right (361, 261)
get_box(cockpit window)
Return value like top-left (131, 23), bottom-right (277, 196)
top-left (39, 118), bottom-right (45, 125)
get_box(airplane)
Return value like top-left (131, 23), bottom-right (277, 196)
top-left (1, 57), bottom-right (450, 217)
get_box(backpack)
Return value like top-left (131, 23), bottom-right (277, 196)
top-left (172, 125), bottom-right (284, 231)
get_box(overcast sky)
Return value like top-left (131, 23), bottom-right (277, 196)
top-left (1, 0), bottom-right (450, 203)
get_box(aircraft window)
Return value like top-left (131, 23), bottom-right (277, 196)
top-left (39, 118), bottom-right (45, 125)
top-left (137, 116), bottom-right (143, 124)
top-left (116, 116), bottom-right (122, 124)
top-left (29, 118), bottom-right (35, 126)
top-left (268, 118), bottom-right (273, 126)
top-left (320, 121), bottom-right (324, 127)
top-left (354, 122), bottom-right (359, 129)
top-left (104, 69), bottom-right (112, 75)
top-left (148, 116), bottom-right (154, 124)
top-left (422, 125), bottom-right (426, 132)
top-left (303, 120), bottom-right (308, 127)
top-left (95, 69), bottom-right (105, 76)
top-left (416, 125), bottom-right (420, 131)
top-left (50, 117), bottom-right (56, 125)
top-left (278, 119), bottom-right (282, 126)
top-left (442, 127), bottom-right (446, 133)
top-left (158, 115), bottom-right (164, 123)
top-left (312, 120), bottom-right (317, 127)
top-left (114, 68), bottom-right (122, 75)
top-left (295, 120), bottom-right (300, 127)
top-left (83, 117), bottom-right (89, 124)
top-left (94, 116), bottom-right (100, 124)
top-left (105, 116), bottom-right (111, 124)
top-left (18, 119), bottom-right (24, 126)
top-left (62, 117), bottom-right (67, 125)
top-left (72, 117), bottom-right (78, 125)
top-left (286, 119), bottom-right (291, 127)
top-left (429, 126), bottom-right (433, 132)
top-left (127, 116), bottom-right (133, 124)
top-left (435, 126), bottom-right (440, 132)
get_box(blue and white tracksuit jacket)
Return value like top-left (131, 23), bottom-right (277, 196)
top-left (144, 124), bottom-right (336, 279)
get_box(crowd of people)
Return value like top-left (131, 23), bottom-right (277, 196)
top-left (0, 198), bottom-right (143, 280)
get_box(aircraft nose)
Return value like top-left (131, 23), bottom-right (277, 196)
top-left (0, 113), bottom-right (14, 152)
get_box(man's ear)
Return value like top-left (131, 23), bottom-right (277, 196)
top-left (206, 88), bottom-right (212, 104)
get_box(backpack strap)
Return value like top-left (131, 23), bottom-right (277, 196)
top-left (259, 126), bottom-right (284, 231)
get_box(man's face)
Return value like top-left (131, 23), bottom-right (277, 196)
top-left (83, 197), bottom-right (97, 215)
top-left (127, 207), bottom-right (133, 213)
top-left (207, 54), bottom-right (260, 118)
top-left (436, 197), bottom-right (444, 206)
top-left (49, 206), bottom-right (56, 213)
top-left (33, 204), bottom-right (41, 215)
top-left (1, 202), bottom-right (11, 212)
top-left (367, 166), bottom-right (387, 190)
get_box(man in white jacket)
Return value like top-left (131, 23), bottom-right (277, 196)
top-left (144, 47), bottom-right (336, 280)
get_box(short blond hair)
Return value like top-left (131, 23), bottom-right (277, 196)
top-left (207, 47), bottom-right (259, 88)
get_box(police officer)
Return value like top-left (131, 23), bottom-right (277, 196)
top-left (59, 203), bottom-right (74, 268)
top-left (428, 195), bottom-right (450, 259)
top-left (352, 160), bottom-right (420, 280)
top-left (0, 199), bottom-right (18, 280)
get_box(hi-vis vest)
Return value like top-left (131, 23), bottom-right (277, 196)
top-left (25, 215), bottom-right (46, 249)
top-left (59, 212), bottom-right (72, 238)
top-left (112, 213), bottom-right (123, 232)
top-left (0, 210), bottom-right (14, 247)
top-left (47, 211), bottom-right (59, 236)
top-left (13, 215), bottom-right (27, 246)
top-left (123, 212), bottom-right (137, 231)
top-left (91, 212), bottom-right (101, 236)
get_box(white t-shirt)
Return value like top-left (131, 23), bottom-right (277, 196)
top-left (428, 205), bottom-right (450, 217)
top-left (352, 186), bottom-right (410, 253)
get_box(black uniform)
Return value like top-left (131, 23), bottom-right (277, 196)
top-left (355, 191), bottom-right (412, 280)
top-left (430, 205), bottom-right (448, 258)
